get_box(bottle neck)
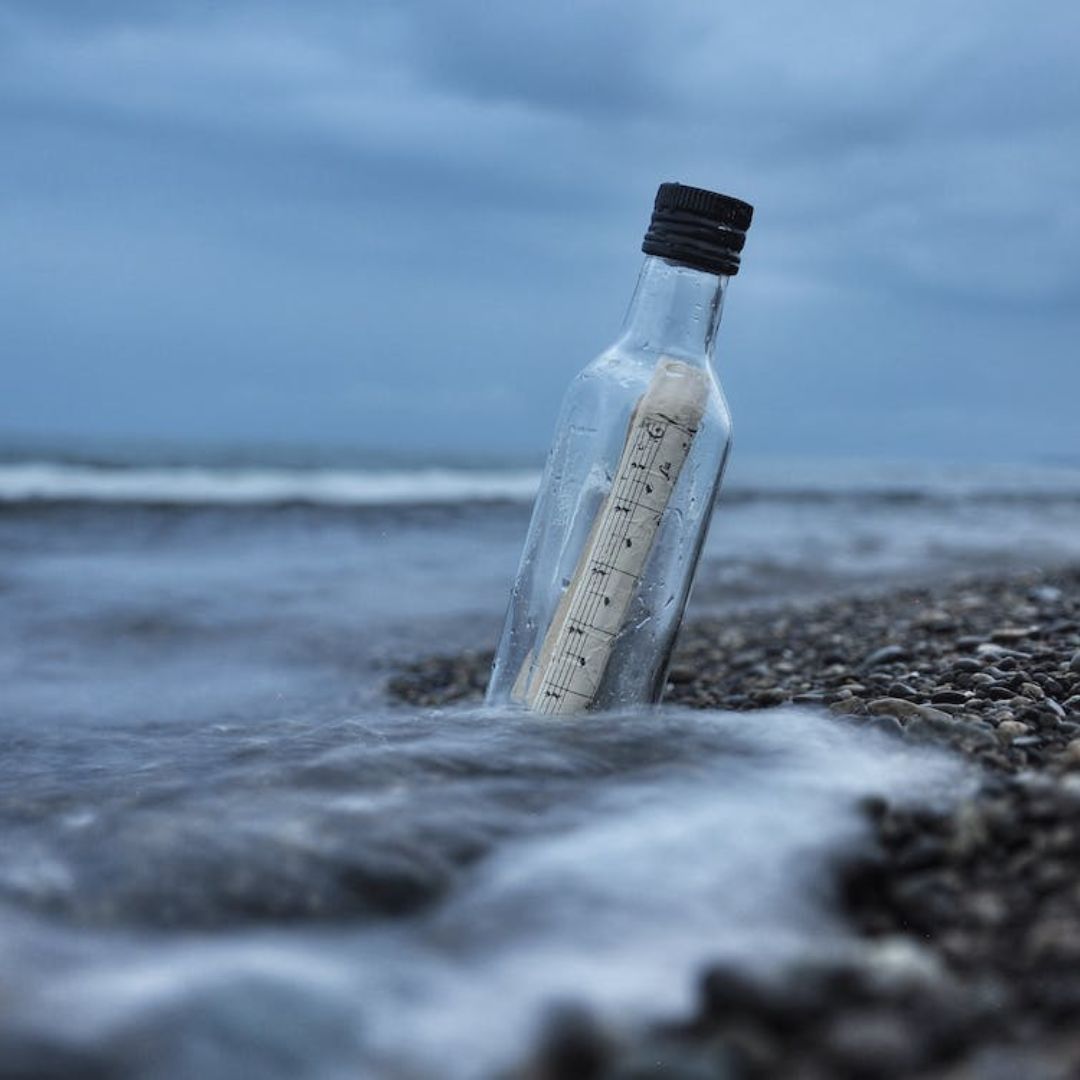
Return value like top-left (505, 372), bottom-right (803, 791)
top-left (619, 255), bottom-right (729, 364)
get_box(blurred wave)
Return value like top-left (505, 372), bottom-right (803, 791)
top-left (0, 462), bottom-right (540, 506)
top-left (1, 456), bottom-right (1079, 507)
top-left (0, 706), bottom-right (963, 1079)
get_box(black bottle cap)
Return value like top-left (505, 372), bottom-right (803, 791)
top-left (642, 182), bottom-right (753, 276)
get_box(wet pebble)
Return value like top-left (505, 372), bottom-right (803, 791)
top-left (868, 697), bottom-right (923, 720)
top-left (528, 1003), bottom-right (612, 1080)
top-left (997, 719), bottom-right (1031, 741)
top-left (950, 658), bottom-right (982, 674)
top-left (931, 689), bottom-right (970, 705)
top-left (887, 681), bottom-right (919, 698)
top-left (861, 644), bottom-right (908, 669)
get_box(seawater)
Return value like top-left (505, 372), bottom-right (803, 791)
top-left (2, 705), bottom-right (961, 1079)
top-left (2, 456), bottom-right (1078, 1076)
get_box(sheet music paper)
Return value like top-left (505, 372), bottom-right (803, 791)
top-left (515, 359), bottom-right (709, 715)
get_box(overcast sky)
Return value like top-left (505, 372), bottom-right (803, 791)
top-left (1, 1), bottom-right (1078, 463)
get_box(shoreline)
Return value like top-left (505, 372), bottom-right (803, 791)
top-left (388, 565), bottom-right (1080, 1077)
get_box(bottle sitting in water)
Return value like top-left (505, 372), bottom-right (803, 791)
top-left (486, 182), bottom-right (754, 715)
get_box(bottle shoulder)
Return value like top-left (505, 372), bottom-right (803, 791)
top-left (554, 348), bottom-right (731, 448)
top-left (576, 343), bottom-right (727, 402)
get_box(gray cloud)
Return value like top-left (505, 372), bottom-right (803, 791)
top-left (1, 0), bottom-right (1077, 459)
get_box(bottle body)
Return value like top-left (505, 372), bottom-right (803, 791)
top-left (486, 256), bottom-right (734, 713)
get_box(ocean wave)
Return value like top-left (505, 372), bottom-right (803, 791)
top-left (0, 463), bottom-right (541, 506)
top-left (0, 460), bottom-right (1078, 508)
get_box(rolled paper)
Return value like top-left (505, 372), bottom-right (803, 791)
top-left (517, 359), bottom-right (708, 714)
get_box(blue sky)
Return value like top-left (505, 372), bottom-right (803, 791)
top-left (1, 1), bottom-right (1078, 462)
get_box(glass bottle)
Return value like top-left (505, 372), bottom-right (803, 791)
top-left (486, 182), bottom-right (753, 714)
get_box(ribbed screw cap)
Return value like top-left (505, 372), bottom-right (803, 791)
top-left (642, 182), bottom-right (753, 276)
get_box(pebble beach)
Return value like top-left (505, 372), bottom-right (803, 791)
top-left (390, 565), bottom-right (1080, 1078)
